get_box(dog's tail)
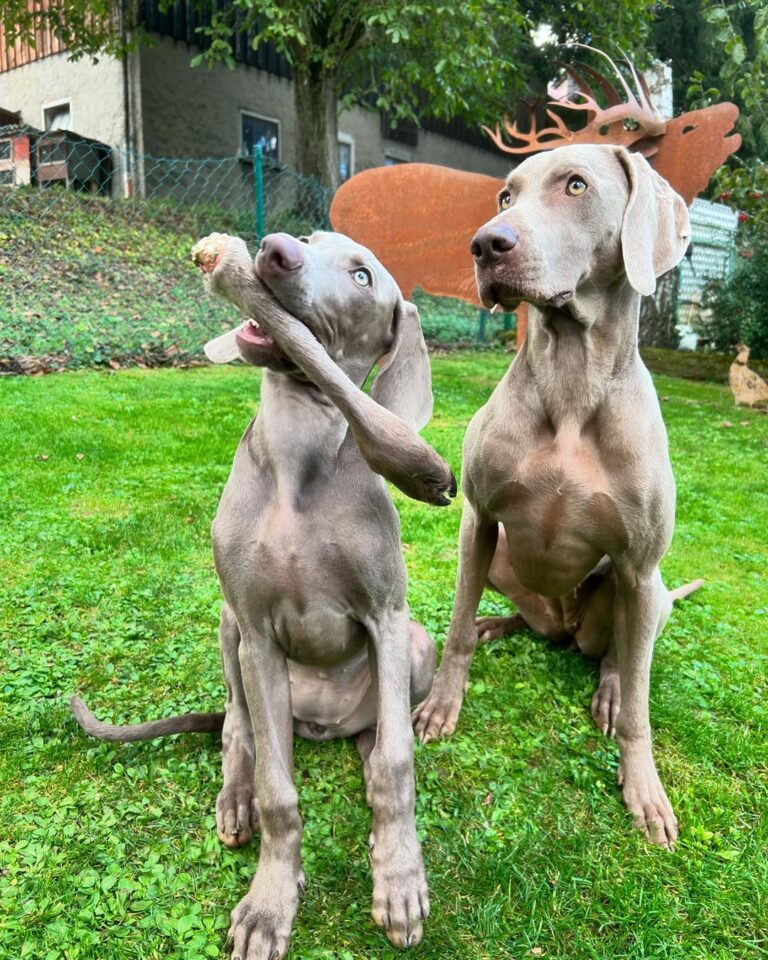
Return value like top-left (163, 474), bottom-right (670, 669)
top-left (69, 695), bottom-right (225, 742)
top-left (669, 578), bottom-right (704, 602)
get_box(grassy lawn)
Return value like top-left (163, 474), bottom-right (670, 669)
top-left (1, 353), bottom-right (766, 960)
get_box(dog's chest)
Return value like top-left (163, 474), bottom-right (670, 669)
top-left (472, 424), bottom-right (629, 593)
top-left (476, 422), bottom-right (610, 511)
top-left (216, 491), bottom-right (404, 662)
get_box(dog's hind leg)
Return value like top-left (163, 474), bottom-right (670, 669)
top-left (216, 604), bottom-right (260, 849)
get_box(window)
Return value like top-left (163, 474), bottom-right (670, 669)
top-left (384, 155), bottom-right (409, 166)
top-left (0, 141), bottom-right (10, 162)
top-left (338, 135), bottom-right (354, 182)
top-left (43, 100), bottom-right (71, 131)
top-left (241, 112), bottom-right (279, 161)
top-left (38, 139), bottom-right (67, 165)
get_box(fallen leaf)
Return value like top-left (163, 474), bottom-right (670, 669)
top-left (35, 454), bottom-right (50, 461)
top-left (75, 453), bottom-right (85, 461)
top-left (718, 421), bottom-right (734, 428)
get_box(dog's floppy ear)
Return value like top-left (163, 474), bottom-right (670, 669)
top-left (370, 299), bottom-right (433, 431)
top-left (615, 148), bottom-right (691, 296)
top-left (204, 326), bottom-right (242, 363)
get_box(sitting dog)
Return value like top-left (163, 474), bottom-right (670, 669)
top-left (71, 230), bottom-right (456, 958)
top-left (414, 145), bottom-right (700, 848)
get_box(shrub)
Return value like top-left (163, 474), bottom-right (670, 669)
top-left (701, 161), bottom-right (768, 358)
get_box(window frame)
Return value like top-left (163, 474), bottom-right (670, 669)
top-left (41, 98), bottom-right (73, 132)
top-left (337, 132), bottom-right (355, 182)
top-left (239, 109), bottom-right (281, 163)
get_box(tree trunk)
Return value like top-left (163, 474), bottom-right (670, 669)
top-left (293, 68), bottom-right (339, 204)
top-left (639, 268), bottom-right (681, 348)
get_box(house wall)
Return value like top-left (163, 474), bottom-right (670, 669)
top-left (0, 37), bottom-right (510, 192)
top-left (138, 37), bottom-right (510, 178)
top-left (0, 53), bottom-right (125, 148)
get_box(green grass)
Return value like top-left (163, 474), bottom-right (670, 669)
top-left (1, 354), bottom-right (766, 960)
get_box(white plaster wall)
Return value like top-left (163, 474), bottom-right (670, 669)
top-left (0, 53), bottom-right (125, 146)
top-left (645, 60), bottom-right (674, 119)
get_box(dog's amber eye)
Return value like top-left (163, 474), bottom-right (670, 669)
top-left (566, 177), bottom-right (588, 197)
top-left (352, 268), bottom-right (371, 286)
top-left (499, 193), bottom-right (512, 210)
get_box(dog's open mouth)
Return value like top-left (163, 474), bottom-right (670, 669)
top-left (204, 315), bottom-right (295, 370)
top-left (235, 317), bottom-right (277, 351)
top-left (235, 316), bottom-right (296, 370)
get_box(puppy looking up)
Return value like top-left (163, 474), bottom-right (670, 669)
top-left (72, 231), bottom-right (456, 958)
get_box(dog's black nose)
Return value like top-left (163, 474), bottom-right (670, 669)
top-left (260, 232), bottom-right (304, 273)
top-left (470, 224), bottom-right (520, 265)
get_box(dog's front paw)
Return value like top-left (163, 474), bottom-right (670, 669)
top-left (620, 758), bottom-right (678, 849)
top-left (370, 832), bottom-right (429, 948)
top-left (228, 867), bottom-right (303, 960)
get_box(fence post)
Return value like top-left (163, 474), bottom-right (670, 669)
top-left (253, 143), bottom-right (265, 242)
top-left (477, 308), bottom-right (488, 342)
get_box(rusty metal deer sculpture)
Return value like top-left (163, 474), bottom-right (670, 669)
top-left (331, 47), bottom-right (741, 341)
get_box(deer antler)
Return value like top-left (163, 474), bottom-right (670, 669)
top-left (483, 45), bottom-right (668, 156)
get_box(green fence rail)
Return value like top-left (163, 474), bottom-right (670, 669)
top-left (0, 126), bottom-right (510, 372)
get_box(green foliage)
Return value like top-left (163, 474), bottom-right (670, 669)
top-left (683, 1), bottom-right (768, 162)
top-left (711, 159), bottom-right (768, 237)
top-left (412, 291), bottom-right (513, 345)
top-left (0, 0), bottom-right (152, 59)
top-left (701, 239), bottom-right (768, 358)
top-left (3, 0), bottom-right (660, 187)
top-left (669, 2), bottom-right (768, 359)
top-left (1, 357), bottom-right (767, 959)
top-left (701, 151), bottom-right (768, 359)
top-left (182, 0), bottom-right (660, 130)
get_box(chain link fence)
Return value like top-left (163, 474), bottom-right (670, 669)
top-left (0, 125), bottom-right (520, 372)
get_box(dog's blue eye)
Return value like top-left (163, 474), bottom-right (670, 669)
top-left (352, 269), bottom-right (371, 286)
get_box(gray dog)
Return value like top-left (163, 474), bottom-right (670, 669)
top-left (72, 230), bottom-right (457, 958)
top-left (414, 145), bottom-right (700, 849)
